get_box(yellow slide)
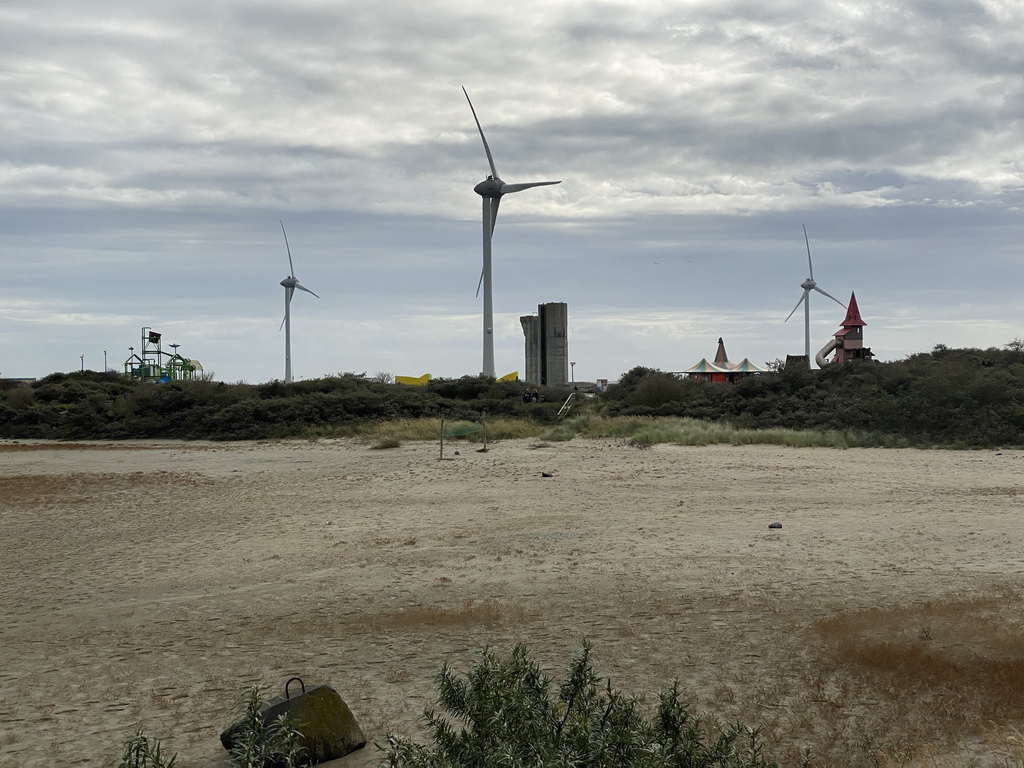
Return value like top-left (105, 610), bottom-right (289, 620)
top-left (395, 374), bottom-right (431, 386)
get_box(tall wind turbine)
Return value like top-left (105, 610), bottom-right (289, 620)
top-left (278, 220), bottom-right (319, 383)
top-left (785, 225), bottom-right (845, 364)
top-left (463, 86), bottom-right (560, 378)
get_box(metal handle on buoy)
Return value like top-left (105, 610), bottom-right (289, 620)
top-left (285, 677), bottom-right (305, 700)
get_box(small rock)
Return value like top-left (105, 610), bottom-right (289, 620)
top-left (541, 472), bottom-right (553, 478)
top-left (768, 522), bottom-right (782, 529)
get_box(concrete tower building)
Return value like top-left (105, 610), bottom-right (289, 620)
top-left (520, 302), bottom-right (568, 386)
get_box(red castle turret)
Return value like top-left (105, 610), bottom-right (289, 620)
top-left (817, 292), bottom-right (874, 365)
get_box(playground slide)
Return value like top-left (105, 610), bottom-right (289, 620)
top-left (395, 374), bottom-right (431, 386)
top-left (815, 338), bottom-right (840, 368)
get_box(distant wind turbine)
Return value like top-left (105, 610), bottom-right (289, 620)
top-left (785, 225), bottom-right (845, 364)
top-left (463, 86), bottom-right (560, 378)
top-left (278, 220), bottom-right (319, 383)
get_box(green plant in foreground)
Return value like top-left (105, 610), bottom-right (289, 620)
top-left (382, 641), bottom-right (801, 767)
top-left (119, 728), bottom-right (177, 768)
top-left (229, 685), bottom-right (308, 768)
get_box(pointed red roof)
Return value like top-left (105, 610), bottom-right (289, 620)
top-left (842, 292), bottom-right (866, 327)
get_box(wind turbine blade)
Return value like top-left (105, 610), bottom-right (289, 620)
top-left (813, 285), bottom-right (845, 307)
top-left (294, 281), bottom-right (320, 298)
top-left (462, 86), bottom-right (499, 180)
top-left (785, 292), bottom-right (807, 322)
top-left (279, 314), bottom-right (287, 331)
top-left (502, 181), bottom-right (561, 194)
top-left (803, 224), bottom-right (813, 279)
top-left (280, 220), bottom-right (296, 277)
top-left (490, 195), bottom-right (500, 236)
top-left (475, 268), bottom-right (485, 298)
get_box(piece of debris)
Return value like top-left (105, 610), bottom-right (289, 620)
top-left (220, 677), bottom-right (365, 763)
top-left (768, 522), bottom-right (782, 529)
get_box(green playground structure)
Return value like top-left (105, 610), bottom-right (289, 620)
top-left (123, 327), bottom-right (203, 382)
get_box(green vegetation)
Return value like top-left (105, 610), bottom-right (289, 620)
top-left (599, 342), bottom-right (1024, 448)
top-left (4, 343), bottom-right (1024, 446)
top-left (382, 642), bottom-right (799, 767)
top-left (120, 686), bottom-right (308, 767)
top-left (118, 729), bottom-right (177, 768)
top-left (227, 686), bottom-right (307, 768)
top-left (0, 373), bottom-right (563, 440)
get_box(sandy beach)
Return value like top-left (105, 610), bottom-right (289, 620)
top-left (2, 437), bottom-right (1023, 767)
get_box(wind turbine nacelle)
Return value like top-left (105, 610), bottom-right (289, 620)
top-left (474, 178), bottom-right (503, 197)
top-left (281, 277), bottom-right (298, 288)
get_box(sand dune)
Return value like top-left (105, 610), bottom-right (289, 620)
top-left (1, 438), bottom-right (1023, 766)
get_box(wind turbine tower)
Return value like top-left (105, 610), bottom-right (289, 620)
top-left (463, 87), bottom-right (560, 378)
top-left (785, 225), bottom-right (845, 365)
top-left (278, 221), bottom-right (320, 383)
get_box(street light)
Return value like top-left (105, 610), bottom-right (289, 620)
top-left (570, 361), bottom-right (576, 386)
top-left (80, 354), bottom-right (84, 372)
top-left (103, 350), bottom-right (107, 371)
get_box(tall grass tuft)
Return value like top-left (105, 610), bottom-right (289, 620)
top-left (540, 414), bottom-right (591, 442)
top-left (573, 416), bottom-right (905, 448)
top-left (118, 729), bottom-right (177, 768)
top-left (348, 417), bottom-right (546, 444)
top-left (228, 686), bottom-right (308, 768)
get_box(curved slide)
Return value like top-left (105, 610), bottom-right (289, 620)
top-left (815, 338), bottom-right (840, 368)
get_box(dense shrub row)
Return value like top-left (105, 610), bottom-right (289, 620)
top-left (0, 373), bottom-right (564, 440)
top-left (602, 343), bottom-right (1024, 448)
top-left (3, 343), bottom-right (1023, 446)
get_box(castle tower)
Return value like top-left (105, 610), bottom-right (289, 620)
top-left (824, 292), bottom-right (874, 364)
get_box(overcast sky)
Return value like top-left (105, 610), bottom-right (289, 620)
top-left (2, 0), bottom-right (1022, 384)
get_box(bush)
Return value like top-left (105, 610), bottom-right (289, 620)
top-left (381, 642), bottom-right (800, 767)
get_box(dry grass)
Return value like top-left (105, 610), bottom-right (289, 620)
top-left (0, 471), bottom-right (213, 505)
top-left (983, 723), bottom-right (1024, 766)
top-left (794, 595), bottom-right (1024, 765)
top-left (0, 442), bottom-right (195, 452)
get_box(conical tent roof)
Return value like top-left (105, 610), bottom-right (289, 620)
top-left (730, 358), bottom-right (768, 372)
top-left (683, 358), bottom-right (732, 374)
top-left (714, 337), bottom-right (730, 367)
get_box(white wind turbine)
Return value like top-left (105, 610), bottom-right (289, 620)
top-left (463, 86), bottom-right (560, 378)
top-left (785, 225), bottom-right (845, 364)
top-left (278, 220), bottom-right (319, 383)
